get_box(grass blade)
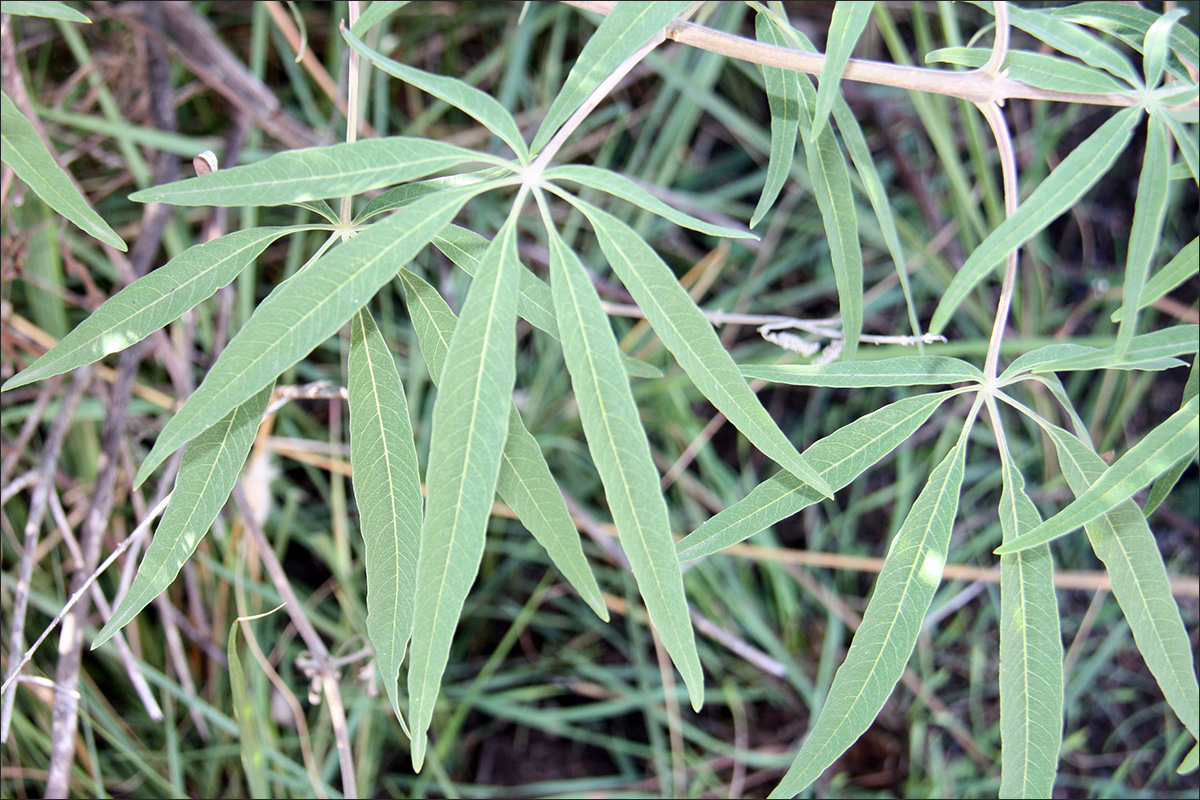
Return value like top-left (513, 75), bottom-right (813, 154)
top-left (997, 433), bottom-right (1062, 798)
top-left (770, 432), bottom-right (970, 798)
top-left (750, 13), bottom-right (801, 229)
top-left (1038, 420), bottom-right (1199, 740)
top-left (134, 183), bottom-right (485, 488)
top-left (227, 621), bottom-right (271, 800)
top-left (397, 266), bottom-right (607, 620)
top-left (997, 396), bottom-right (1199, 555)
top-left (342, 27), bottom-right (529, 162)
top-left (3, 226), bottom-right (308, 391)
top-left (545, 218), bottom-right (703, 711)
top-left (531, 1), bottom-right (693, 154)
top-left (930, 106), bottom-right (1141, 335)
top-left (94, 384), bottom-right (274, 648)
top-left (677, 390), bottom-right (956, 561)
top-left (570, 195), bottom-right (834, 499)
top-left (348, 309), bottom-right (422, 726)
top-left (1, 90), bottom-right (126, 251)
top-left (407, 218), bottom-right (521, 770)
top-left (810, 1), bottom-right (874, 140)
top-left (129, 137), bottom-right (504, 207)
top-left (543, 164), bottom-right (754, 239)
top-left (742, 356), bottom-right (983, 388)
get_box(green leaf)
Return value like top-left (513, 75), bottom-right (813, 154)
top-left (227, 621), bottom-right (271, 800)
top-left (924, 47), bottom-right (1129, 94)
top-left (1018, 325), bottom-right (1199, 375)
top-left (1180, 743), bottom-right (1199, 775)
top-left (810, 1), bottom-right (874, 141)
top-left (677, 390), bottom-right (956, 561)
top-left (1158, 110), bottom-right (1198, 187)
top-left (531, 1), bottom-right (693, 154)
top-left (407, 217), bottom-right (521, 770)
top-left (930, 106), bottom-right (1141, 335)
top-left (770, 433), bottom-right (970, 798)
top-left (129, 137), bottom-right (505, 207)
top-left (570, 195), bottom-right (834, 499)
top-left (0, 91), bottom-right (126, 251)
top-left (342, 27), bottom-right (529, 162)
top-left (997, 436), bottom-right (1062, 798)
top-left (1114, 115), bottom-right (1171, 357)
top-left (1111, 238), bottom-right (1198, 322)
top-left (543, 165), bottom-right (754, 239)
top-left (1, 1), bottom-right (90, 22)
top-left (996, 396), bottom-right (1199, 555)
top-left (3, 226), bottom-right (307, 391)
top-left (357, 168), bottom-right (509, 221)
top-left (1049, 3), bottom-right (1200, 84)
top-left (1144, 360), bottom-right (1198, 516)
top-left (348, 309), bottom-right (422, 727)
top-left (1037, 419), bottom-right (1199, 740)
top-left (396, 266), bottom-right (607, 621)
top-left (350, 0), bottom-right (409, 36)
top-left (742, 356), bottom-right (983, 388)
top-left (1142, 9), bottom-right (1189, 88)
top-left (134, 182), bottom-right (486, 489)
top-left (93, 385), bottom-right (273, 648)
top-left (545, 219), bottom-right (703, 711)
top-left (1000, 2), bottom-right (1142, 87)
top-left (751, 13), bottom-right (802, 229)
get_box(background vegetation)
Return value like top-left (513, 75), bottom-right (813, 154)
top-left (1, 1), bottom-right (1197, 797)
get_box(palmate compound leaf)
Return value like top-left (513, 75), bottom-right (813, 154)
top-left (128, 137), bottom-right (506, 207)
top-left (407, 216), bottom-right (521, 770)
top-left (770, 419), bottom-right (973, 798)
top-left (1025, 411), bottom-right (1200, 742)
top-left (564, 193), bottom-right (834, 500)
top-left (995, 395), bottom-right (1199, 555)
top-left (134, 182), bottom-right (490, 489)
top-left (530, 1), bottom-right (695, 154)
top-left (543, 212), bottom-right (703, 711)
top-left (342, 27), bottom-right (529, 163)
top-left (348, 309), bottom-right (422, 727)
top-left (93, 384), bottom-right (274, 648)
top-left (395, 266), bottom-right (606, 620)
top-left (1, 90), bottom-right (126, 251)
top-left (930, 105), bottom-right (1142, 336)
top-left (677, 389), bottom-right (962, 561)
top-left (2, 226), bottom-right (311, 391)
top-left (996, 420), bottom-right (1062, 798)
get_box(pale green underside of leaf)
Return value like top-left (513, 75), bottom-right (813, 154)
top-left (358, 168), bottom-right (508, 221)
top-left (570, 195), bottom-right (834, 499)
top-left (677, 390), bottom-right (957, 561)
top-left (543, 164), bottom-right (754, 239)
top-left (1, 1), bottom-right (90, 22)
top-left (770, 436), bottom-right (969, 798)
top-left (810, 1), bottom-right (874, 140)
top-left (129, 137), bottom-right (503, 206)
top-left (94, 385), bottom-right (273, 649)
top-left (343, 27), bottom-right (529, 162)
top-left (1145, 361), bottom-right (1198, 516)
top-left (135, 183), bottom-right (485, 489)
top-left (741, 356), bottom-right (983, 388)
top-left (396, 266), bottom-right (607, 621)
top-left (546, 223), bottom-right (703, 711)
top-left (432, 222), bottom-right (660, 379)
top-left (350, 0), bottom-right (410, 36)
top-left (1048, 3), bottom-right (1199, 83)
top-left (751, 13), bottom-right (801, 229)
top-left (997, 2), bottom-right (1142, 87)
top-left (1040, 422), bottom-right (1199, 741)
top-left (348, 309), bottom-right (422, 726)
top-left (1, 90), bottom-right (126, 251)
top-left (996, 395), bottom-right (1199, 555)
top-left (531, 1), bottom-right (693, 154)
top-left (1111, 238), bottom-right (1198, 322)
top-left (998, 444), bottom-right (1062, 799)
top-left (1180, 743), bottom-right (1199, 774)
top-left (1142, 9), bottom-right (1189, 89)
top-left (1159, 111), bottom-right (1198, 187)
top-left (1003, 325), bottom-right (1199, 377)
top-left (407, 219), bottom-right (521, 770)
top-left (925, 47), bottom-right (1130, 94)
top-left (931, 105), bottom-right (1141, 335)
top-left (3, 226), bottom-right (306, 391)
